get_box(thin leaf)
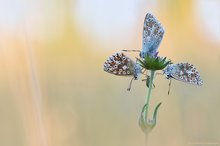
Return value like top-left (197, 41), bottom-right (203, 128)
top-left (152, 102), bottom-right (162, 127)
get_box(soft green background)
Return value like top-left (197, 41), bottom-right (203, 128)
top-left (0, 0), bottom-right (219, 146)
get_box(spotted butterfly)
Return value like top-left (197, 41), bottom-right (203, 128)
top-left (104, 52), bottom-right (141, 80)
top-left (163, 62), bottom-right (203, 86)
top-left (123, 13), bottom-right (165, 58)
top-left (140, 13), bottom-right (165, 58)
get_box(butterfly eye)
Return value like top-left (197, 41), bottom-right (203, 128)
top-left (122, 57), bottom-right (126, 60)
top-left (123, 71), bottom-right (126, 75)
top-left (127, 71), bottom-right (130, 74)
top-left (119, 54), bottom-right (122, 57)
top-left (114, 65), bottom-right (118, 69)
top-left (119, 69), bottom-right (122, 72)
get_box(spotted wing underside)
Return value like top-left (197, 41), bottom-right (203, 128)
top-left (142, 13), bottom-right (165, 55)
top-left (171, 63), bottom-right (203, 86)
top-left (104, 53), bottom-right (135, 76)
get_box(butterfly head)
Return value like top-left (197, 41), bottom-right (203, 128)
top-left (163, 64), bottom-right (173, 79)
top-left (139, 51), bottom-right (145, 58)
top-left (133, 63), bottom-right (141, 80)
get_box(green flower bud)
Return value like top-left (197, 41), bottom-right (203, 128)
top-left (137, 54), bottom-right (171, 71)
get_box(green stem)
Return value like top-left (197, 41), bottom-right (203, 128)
top-left (144, 70), bottom-right (155, 123)
top-left (144, 70), bottom-right (155, 146)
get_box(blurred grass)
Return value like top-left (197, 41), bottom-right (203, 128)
top-left (0, 0), bottom-right (220, 146)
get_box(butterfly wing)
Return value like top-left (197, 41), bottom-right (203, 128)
top-left (141, 13), bottom-right (165, 57)
top-left (104, 52), bottom-right (135, 76)
top-left (170, 63), bottom-right (203, 86)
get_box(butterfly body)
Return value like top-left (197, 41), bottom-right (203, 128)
top-left (104, 52), bottom-right (141, 79)
top-left (164, 63), bottom-right (203, 86)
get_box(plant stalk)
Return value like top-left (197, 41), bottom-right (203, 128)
top-left (144, 70), bottom-right (155, 146)
top-left (144, 70), bottom-right (155, 121)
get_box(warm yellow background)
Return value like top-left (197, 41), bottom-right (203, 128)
top-left (0, 0), bottom-right (219, 146)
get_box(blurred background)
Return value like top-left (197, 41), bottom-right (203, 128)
top-left (0, 0), bottom-right (220, 146)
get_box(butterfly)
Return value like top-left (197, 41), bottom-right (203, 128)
top-left (103, 52), bottom-right (142, 90)
top-left (140, 13), bottom-right (165, 58)
top-left (124, 13), bottom-right (165, 58)
top-left (164, 62), bottom-right (203, 85)
top-left (163, 62), bottom-right (203, 94)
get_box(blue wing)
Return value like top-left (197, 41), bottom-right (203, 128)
top-left (141, 13), bottom-right (165, 58)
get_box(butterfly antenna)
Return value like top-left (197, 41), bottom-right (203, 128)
top-left (122, 49), bottom-right (140, 52)
top-left (168, 79), bottom-right (172, 95)
top-left (127, 77), bottom-right (135, 91)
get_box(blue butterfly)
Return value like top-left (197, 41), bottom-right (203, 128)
top-left (123, 13), bottom-right (165, 58)
top-left (140, 13), bottom-right (165, 58)
top-left (164, 62), bottom-right (203, 86)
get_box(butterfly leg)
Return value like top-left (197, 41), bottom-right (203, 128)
top-left (168, 79), bottom-right (172, 95)
top-left (127, 77), bottom-right (135, 91)
top-left (141, 68), bottom-right (147, 75)
top-left (142, 76), bottom-right (155, 88)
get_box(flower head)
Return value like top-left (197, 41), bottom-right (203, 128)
top-left (137, 54), bottom-right (171, 71)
